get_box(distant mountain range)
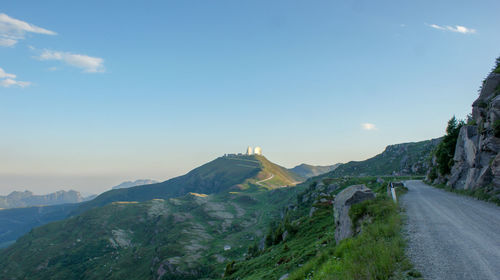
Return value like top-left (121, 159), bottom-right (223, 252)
top-left (111, 179), bottom-right (158, 190)
top-left (289, 163), bottom-right (341, 178)
top-left (0, 190), bottom-right (92, 209)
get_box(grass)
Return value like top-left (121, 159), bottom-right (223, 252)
top-left (289, 196), bottom-right (412, 280)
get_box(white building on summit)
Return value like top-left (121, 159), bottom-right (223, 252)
top-left (246, 146), bottom-right (262, 155)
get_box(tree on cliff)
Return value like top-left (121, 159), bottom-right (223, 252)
top-left (434, 116), bottom-right (465, 176)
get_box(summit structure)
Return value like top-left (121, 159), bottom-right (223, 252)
top-left (245, 146), bottom-right (262, 155)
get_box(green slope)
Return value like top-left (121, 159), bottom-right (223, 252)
top-left (74, 155), bottom-right (303, 215)
top-left (324, 138), bottom-right (441, 178)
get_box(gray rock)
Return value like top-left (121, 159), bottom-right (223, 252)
top-left (326, 184), bottom-right (339, 193)
top-left (309, 207), bottom-right (317, 217)
top-left (279, 273), bottom-right (289, 280)
top-left (282, 230), bottom-right (288, 241)
top-left (446, 72), bottom-right (500, 193)
top-left (333, 184), bottom-right (375, 243)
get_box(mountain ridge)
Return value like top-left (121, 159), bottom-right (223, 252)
top-left (289, 163), bottom-right (341, 178)
top-left (0, 190), bottom-right (90, 209)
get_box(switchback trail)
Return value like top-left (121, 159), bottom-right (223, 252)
top-left (401, 180), bottom-right (500, 280)
top-left (255, 173), bottom-right (274, 186)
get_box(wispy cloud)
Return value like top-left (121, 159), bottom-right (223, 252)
top-left (361, 123), bottom-right (377, 131)
top-left (0, 13), bottom-right (56, 47)
top-left (37, 49), bottom-right (105, 73)
top-left (0, 67), bottom-right (31, 88)
top-left (427, 23), bottom-right (476, 34)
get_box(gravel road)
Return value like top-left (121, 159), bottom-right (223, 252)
top-left (401, 180), bottom-right (500, 280)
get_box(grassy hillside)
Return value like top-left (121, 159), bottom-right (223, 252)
top-left (225, 176), bottom-right (417, 280)
top-left (323, 139), bottom-right (441, 178)
top-left (288, 163), bottom-right (341, 178)
top-left (74, 155), bottom-right (302, 215)
top-left (0, 183), bottom-right (306, 279)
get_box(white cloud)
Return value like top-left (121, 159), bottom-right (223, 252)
top-left (0, 67), bottom-right (16, 79)
top-left (427, 23), bottom-right (476, 34)
top-left (37, 49), bottom-right (105, 73)
top-left (0, 67), bottom-right (31, 88)
top-left (361, 123), bottom-right (377, 131)
top-left (0, 13), bottom-right (56, 47)
top-left (0, 78), bottom-right (31, 88)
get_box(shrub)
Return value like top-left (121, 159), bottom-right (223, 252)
top-left (428, 167), bottom-right (438, 181)
top-left (494, 56), bottom-right (500, 74)
top-left (477, 100), bottom-right (488, 109)
top-left (434, 116), bottom-right (464, 175)
top-left (493, 120), bottom-right (500, 138)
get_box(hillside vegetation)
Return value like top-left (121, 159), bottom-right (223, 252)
top-left (225, 176), bottom-right (417, 280)
top-left (0, 182), bottom-right (306, 279)
top-left (74, 155), bottom-right (302, 215)
top-left (324, 139), bottom-right (440, 178)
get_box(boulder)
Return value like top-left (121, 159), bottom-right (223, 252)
top-left (333, 185), bottom-right (375, 243)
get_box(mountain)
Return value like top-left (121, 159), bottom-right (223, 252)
top-left (0, 190), bottom-right (89, 209)
top-left (0, 155), bottom-right (303, 251)
top-left (0, 174), bottom-right (306, 279)
top-left (111, 179), bottom-right (158, 190)
top-left (73, 154), bottom-right (303, 215)
top-left (323, 139), bottom-right (441, 178)
top-left (289, 163), bottom-right (341, 178)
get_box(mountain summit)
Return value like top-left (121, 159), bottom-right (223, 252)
top-left (74, 154), bottom-right (302, 214)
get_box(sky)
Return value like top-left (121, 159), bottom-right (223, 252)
top-left (1, 0), bottom-right (499, 195)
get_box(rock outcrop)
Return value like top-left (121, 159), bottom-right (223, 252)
top-left (447, 71), bottom-right (500, 194)
top-left (333, 184), bottom-right (375, 243)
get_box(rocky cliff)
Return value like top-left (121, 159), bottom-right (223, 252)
top-left (446, 70), bottom-right (500, 195)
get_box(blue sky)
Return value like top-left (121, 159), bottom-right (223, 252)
top-left (1, 0), bottom-right (499, 194)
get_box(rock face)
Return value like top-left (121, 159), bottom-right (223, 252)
top-left (333, 185), bottom-right (375, 243)
top-left (0, 190), bottom-right (86, 209)
top-left (447, 72), bottom-right (500, 193)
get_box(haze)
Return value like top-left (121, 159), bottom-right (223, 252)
top-left (1, 0), bottom-right (499, 195)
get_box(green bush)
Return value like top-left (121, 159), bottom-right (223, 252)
top-left (477, 100), bottom-right (488, 109)
top-left (494, 56), bottom-right (500, 74)
top-left (493, 120), bottom-right (500, 138)
top-left (428, 167), bottom-right (438, 181)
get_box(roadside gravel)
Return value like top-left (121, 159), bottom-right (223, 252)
top-left (401, 180), bottom-right (500, 280)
